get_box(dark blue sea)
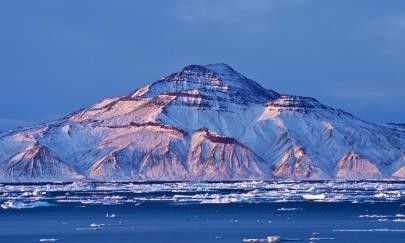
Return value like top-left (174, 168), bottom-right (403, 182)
top-left (0, 181), bottom-right (404, 242)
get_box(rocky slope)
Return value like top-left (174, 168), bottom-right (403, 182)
top-left (0, 64), bottom-right (404, 181)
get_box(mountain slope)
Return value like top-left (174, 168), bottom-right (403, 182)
top-left (187, 128), bottom-right (271, 180)
top-left (0, 63), bottom-right (403, 181)
top-left (0, 145), bottom-right (83, 181)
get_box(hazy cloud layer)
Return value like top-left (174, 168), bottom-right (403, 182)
top-left (331, 90), bottom-right (405, 99)
top-left (0, 118), bottom-right (34, 131)
top-left (173, 0), bottom-right (277, 23)
top-left (0, 0), bottom-right (404, 130)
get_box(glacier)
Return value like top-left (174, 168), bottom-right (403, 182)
top-left (0, 63), bottom-right (404, 181)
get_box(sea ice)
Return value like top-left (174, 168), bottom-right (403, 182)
top-left (1, 200), bottom-right (52, 209)
top-left (303, 194), bottom-right (326, 200)
top-left (267, 236), bottom-right (281, 242)
top-left (333, 228), bottom-right (405, 232)
top-left (277, 207), bottom-right (300, 211)
top-left (308, 237), bottom-right (335, 241)
top-left (0, 181), bottom-right (403, 207)
top-left (106, 213), bottom-right (116, 218)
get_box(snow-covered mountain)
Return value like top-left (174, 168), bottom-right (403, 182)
top-left (0, 64), bottom-right (404, 181)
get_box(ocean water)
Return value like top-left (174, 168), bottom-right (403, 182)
top-left (0, 180), bottom-right (404, 242)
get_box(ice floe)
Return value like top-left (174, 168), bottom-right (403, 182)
top-left (333, 228), bottom-right (405, 232)
top-left (308, 237), bottom-right (335, 241)
top-left (242, 236), bottom-right (282, 242)
top-left (1, 200), bottom-right (52, 209)
top-left (303, 194), bottom-right (326, 200)
top-left (242, 235), bottom-right (303, 242)
top-left (0, 180), bottom-right (403, 208)
top-left (359, 214), bottom-right (391, 218)
top-left (277, 207), bottom-right (300, 211)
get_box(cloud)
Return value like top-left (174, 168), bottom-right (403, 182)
top-left (331, 89), bottom-right (405, 99)
top-left (372, 14), bottom-right (405, 41)
top-left (172, 0), bottom-right (310, 24)
top-left (0, 118), bottom-right (34, 131)
top-left (363, 13), bottom-right (405, 59)
top-left (0, 114), bottom-right (63, 131)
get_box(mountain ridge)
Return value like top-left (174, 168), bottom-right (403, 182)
top-left (0, 63), bottom-right (404, 181)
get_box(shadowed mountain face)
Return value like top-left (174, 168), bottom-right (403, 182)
top-left (0, 64), bottom-right (404, 181)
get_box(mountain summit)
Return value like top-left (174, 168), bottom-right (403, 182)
top-left (129, 63), bottom-right (279, 109)
top-left (0, 64), bottom-right (404, 181)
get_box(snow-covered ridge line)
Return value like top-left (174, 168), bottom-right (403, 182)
top-left (0, 63), bottom-right (404, 182)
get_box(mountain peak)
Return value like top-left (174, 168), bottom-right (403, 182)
top-left (178, 63), bottom-right (252, 87)
top-left (182, 63), bottom-right (234, 73)
top-left (204, 62), bottom-right (233, 69)
top-left (131, 63), bottom-right (279, 105)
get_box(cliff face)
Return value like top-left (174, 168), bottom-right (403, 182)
top-left (0, 64), bottom-right (404, 181)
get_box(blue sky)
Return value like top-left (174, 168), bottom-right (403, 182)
top-left (0, 0), bottom-right (404, 130)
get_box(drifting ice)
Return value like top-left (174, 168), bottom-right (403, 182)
top-left (303, 194), bottom-right (326, 200)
